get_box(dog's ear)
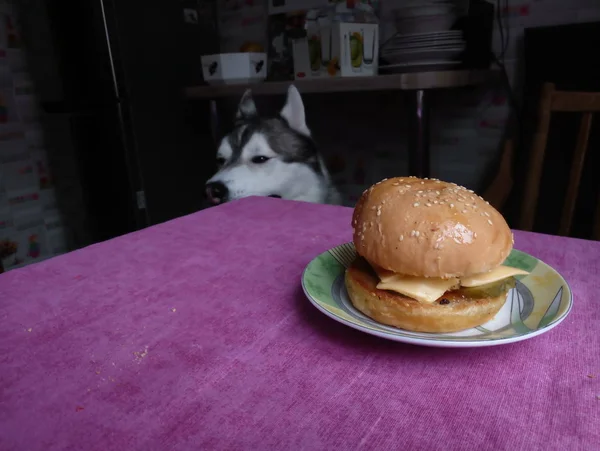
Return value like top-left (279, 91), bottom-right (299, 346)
top-left (280, 85), bottom-right (310, 136)
top-left (235, 89), bottom-right (258, 121)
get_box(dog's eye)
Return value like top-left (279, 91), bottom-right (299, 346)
top-left (216, 157), bottom-right (226, 166)
top-left (251, 156), bottom-right (270, 164)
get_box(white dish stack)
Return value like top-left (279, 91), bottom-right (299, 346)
top-left (380, 1), bottom-right (465, 72)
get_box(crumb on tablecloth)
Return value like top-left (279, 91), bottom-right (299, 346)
top-left (133, 346), bottom-right (149, 363)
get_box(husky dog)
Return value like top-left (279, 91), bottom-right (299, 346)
top-left (205, 85), bottom-right (341, 205)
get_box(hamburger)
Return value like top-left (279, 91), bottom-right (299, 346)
top-left (345, 176), bottom-right (529, 333)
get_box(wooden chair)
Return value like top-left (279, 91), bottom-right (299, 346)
top-left (519, 83), bottom-right (600, 239)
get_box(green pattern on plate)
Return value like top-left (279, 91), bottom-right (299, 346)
top-left (301, 243), bottom-right (573, 348)
top-left (303, 253), bottom-right (342, 308)
top-left (503, 250), bottom-right (538, 273)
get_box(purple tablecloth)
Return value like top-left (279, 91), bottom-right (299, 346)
top-left (1, 197), bottom-right (599, 450)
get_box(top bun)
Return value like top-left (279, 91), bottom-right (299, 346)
top-left (352, 177), bottom-right (513, 278)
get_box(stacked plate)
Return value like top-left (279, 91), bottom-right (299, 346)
top-left (392, 1), bottom-right (459, 35)
top-left (380, 1), bottom-right (465, 72)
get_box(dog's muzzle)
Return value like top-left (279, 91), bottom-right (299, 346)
top-left (205, 181), bottom-right (229, 205)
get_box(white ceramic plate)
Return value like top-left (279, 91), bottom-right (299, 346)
top-left (392, 30), bottom-right (463, 40)
top-left (382, 47), bottom-right (465, 64)
top-left (379, 60), bottom-right (461, 73)
top-left (383, 38), bottom-right (465, 51)
top-left (381, 31), bottom-right (463, 50)
top-left (301, 243), bottom-right (573, 348)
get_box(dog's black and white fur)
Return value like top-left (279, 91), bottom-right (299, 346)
top-left (205, 85), bottom-right (341, 205)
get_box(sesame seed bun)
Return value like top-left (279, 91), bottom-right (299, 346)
top-left (351, 177), bottom-right (513, 279)
top-left (345, 257), bottom-right (512, 333)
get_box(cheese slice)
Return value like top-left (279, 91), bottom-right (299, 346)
top-left (376, 275), bottom-right (460, 304)
top-left (460, 265), bottom-right (529, 287)
top-left (370, 261), bottom-right (529, 304)
top-left (371, 263), bottom-right (397, 283)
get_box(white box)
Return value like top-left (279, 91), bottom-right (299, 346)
top-left (292, 20), bottom-right (378, 79)
top-left (201, 52), bottom-right (267, 85)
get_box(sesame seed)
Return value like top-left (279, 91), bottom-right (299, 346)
top-left (410, 230), bottom-right (416, 237)
top-left (434, 200), bottom-right (439, 204)
top-left (487, 219), bottom-right (493, 225)
top-left (434, 243), bottom-right (440, 249)
top-left (392, 183), bottom-right (399, 186)
top-left (450, 204), bottom-right (454, 208)
top-left (462, 210), bottom-right (468, 213)
top-left (399, 235), bottom-right (404, 241)
top-left (405, 185), bottom-right (411, 188)
top-left (440, 201), bottom-right (445, 205)
top-left (415, 231), bottom-right (420, 237)
top-left (420, 181), bottom-right (425, 184)
top-left (486, 201), bottom-right (490, 205)
top-left (435, 180), bottom-right (441, 183)
top-left (426, 203), bottom-right (432, 207)
top-left (413, 202), bottom-right (420, 207)
top-left (418, 190), bottom-right (423, 194)
top-left (436, 191), bottom-right (440, 195)
top-left (377, 210), bottom-right (381, 216)
top-left (474, 232), bottom-right (478, 238)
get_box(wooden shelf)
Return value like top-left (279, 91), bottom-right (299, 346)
top-left (184, 69), bottom-right (499, 99)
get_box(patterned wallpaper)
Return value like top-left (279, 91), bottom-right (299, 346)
top-left (0, 0), bottom-right (72, 273)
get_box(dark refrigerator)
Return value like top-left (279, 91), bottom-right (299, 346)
top-left (16, 0), bottom-right (219, 247)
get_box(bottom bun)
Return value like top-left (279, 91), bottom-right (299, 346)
top-left (345, 258), bottom-right (512, 333)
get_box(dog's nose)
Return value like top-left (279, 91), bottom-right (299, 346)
top-left (205, 181), bottom-right (229, 204)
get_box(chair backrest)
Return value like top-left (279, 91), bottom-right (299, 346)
top-left (520, 82), bottom-right (600, 240)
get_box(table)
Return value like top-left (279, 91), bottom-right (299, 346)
top-left (185, 70), bottom-right (499, 178)
top-left (1, 197), bottom-right (598, 450)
